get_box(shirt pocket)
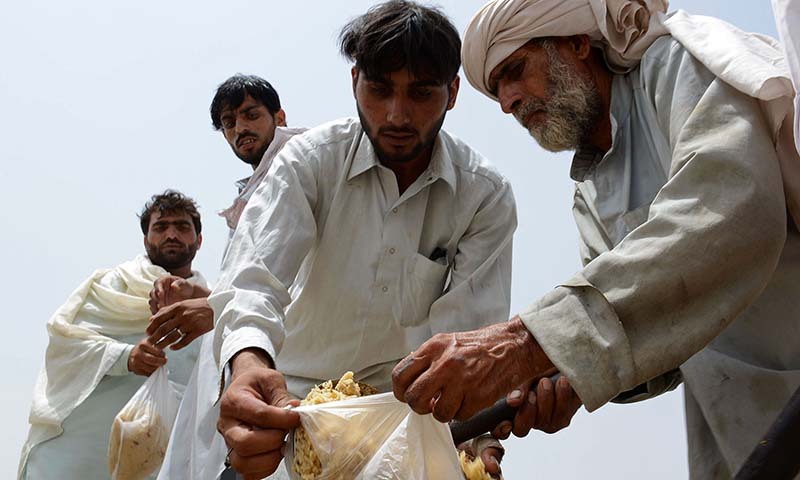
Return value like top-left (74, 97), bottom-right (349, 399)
top-left (396, 253), bottom-right (449, 327)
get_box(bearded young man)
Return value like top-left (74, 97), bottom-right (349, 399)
top-left (393, 1), bottom-right (800, 478)
top-left (18, 191), bottom-right (208, 479)
top-left (210, 2), bottom-right (518, 478)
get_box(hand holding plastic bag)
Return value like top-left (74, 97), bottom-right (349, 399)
top-left (108, 366), bottom-right (181, 480)
top-left (285, 392), bottom-right (465, 480)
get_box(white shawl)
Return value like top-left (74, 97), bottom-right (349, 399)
top-left (462, 0), bottom-right (800, 227)
top-left (19, 255), bottom-right (205, 477)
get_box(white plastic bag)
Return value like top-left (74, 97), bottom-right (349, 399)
top-left (108, 366), bottom-right (181, 480)
top-left (285, 392), bottom-right (465, 480)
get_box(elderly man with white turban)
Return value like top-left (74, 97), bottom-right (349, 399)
top-left (392, 1), bottom-right (800, 478)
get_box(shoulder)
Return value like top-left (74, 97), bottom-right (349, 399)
top-left (439, 129), bottom-right (510, 192)
top-left (286, 117), bottom-right (362, 154)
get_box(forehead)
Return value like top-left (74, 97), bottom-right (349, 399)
top-left (220, 94), bottom-right (266, 116)
top-left (365, 68), bottom-right (443, 87)
top-left (149, 210), bottom-right (193, 225)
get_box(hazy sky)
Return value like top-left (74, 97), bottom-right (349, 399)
top-left (0, 1), bottom-right (781, 478)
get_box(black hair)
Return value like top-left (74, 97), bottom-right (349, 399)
top-left (339, 0), bottom-right (461, 85)
top-left (210, 74), bottom-right (281, 130)
top-left (139, 190), bottom-right (202, 235)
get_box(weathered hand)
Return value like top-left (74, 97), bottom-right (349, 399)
top-left (146, 297), bottom-right (214, 350)
top-left (491, 376), bottom-right (582, 439)
top-left (218, 349), bottom-right (301, 479)
top-left (127, 338), bottom-right (167, 376)
top-left (392, 317), bottom-right (556, 422)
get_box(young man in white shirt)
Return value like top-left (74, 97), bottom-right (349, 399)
top-left (213, 1), bottom-right (516, 478)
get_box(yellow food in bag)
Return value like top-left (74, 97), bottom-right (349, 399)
top-left (459, 450), bottom-right (492, 480)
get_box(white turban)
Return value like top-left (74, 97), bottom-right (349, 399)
top-left (462, 0), bottom-right (800, 228)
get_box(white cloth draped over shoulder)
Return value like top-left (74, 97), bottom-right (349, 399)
top-left (462, 0), bottom-right (800, 228)
top-left (219, 126), bottom-right (308, 230)
top-left (18, 255), bottom-right (206, 478)
top-left (773, 0), bottom-right (800, 155)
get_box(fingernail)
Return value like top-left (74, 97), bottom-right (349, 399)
top-left (528, 391), bottom-right (536, 405)
top-left (509, 389), bottom-right (522, 401)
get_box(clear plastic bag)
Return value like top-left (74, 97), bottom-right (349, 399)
top-left (285, 392), bottom-right (465, 480)
top-left (108, 366), bottom-right (181, 480)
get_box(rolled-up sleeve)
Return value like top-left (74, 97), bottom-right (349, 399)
top-left (520, 41), bottom-right (787, 411)
top-left (428, 178), bottom-right (516, 333)
top-left (210, 136), bottom-right (320, 372)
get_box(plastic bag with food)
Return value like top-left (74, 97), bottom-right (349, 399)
top-left (285, 374), bottom-right (465, 480)
top-left (108, 366), bottom-right (180, 480)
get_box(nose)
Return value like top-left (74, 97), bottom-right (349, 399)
top-left (497, 80), bottom-right (523, 115)
top-left (234, 116), bottom-right (249, 136)
top-left (386, 95), bottom-right (411, 126)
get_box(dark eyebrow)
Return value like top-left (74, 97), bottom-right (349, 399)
top-left (153, 219), bottom-right (192, 227)
top-left (488, 57), bottom-right (523, 93)
top-left (239, 105), bottom-right (261, 115)
top-left (409, 80), bottom-right (440, 88)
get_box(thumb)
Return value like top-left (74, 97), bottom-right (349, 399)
top-left (271, 388), bottom-right (301, 409)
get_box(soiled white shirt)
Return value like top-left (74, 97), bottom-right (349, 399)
top-left (210, 117), bottom-right (516, 397)
top-left (519, 37), bottom-right (800, 479)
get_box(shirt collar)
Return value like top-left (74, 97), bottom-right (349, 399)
top-left (347, 129), bottom-right (458, 191)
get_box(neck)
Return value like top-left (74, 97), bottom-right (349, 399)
top-left (586, 54), bottom-right (615, 154)
top-left (382, 144), bottom-right (434, 195)
top-left (167, 265), bottom-right (193, 279)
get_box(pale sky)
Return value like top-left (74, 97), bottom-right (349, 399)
top-left (0, 1), bottom-right (780, 478)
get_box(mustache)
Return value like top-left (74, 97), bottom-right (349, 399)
top-left (513, 99), bottom-right (546, 126)
top-left (378, 126), bottom-right (418, 136)
top-left (236, 133), bottom-right (258, 147)
top-left (159, 240), bottom-right (186, 249)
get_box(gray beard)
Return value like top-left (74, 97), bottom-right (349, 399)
top-left (514, 41), bottom-right (601, 153)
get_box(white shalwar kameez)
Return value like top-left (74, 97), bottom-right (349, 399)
top-left (19, 255), bottom-right (205, 479)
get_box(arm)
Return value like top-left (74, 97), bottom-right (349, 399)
top-left (212, 136), bottom-right (319, 478)
top-left (521, 41), bottom-right (787, 411)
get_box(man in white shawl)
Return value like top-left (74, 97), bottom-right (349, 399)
top-left (18, 190), bottom-right (209, 479)
top-left (392, 1), bottom-right (800, 478)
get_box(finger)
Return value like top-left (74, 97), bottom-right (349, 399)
top-left (169, 330), bottom-right (200, 351)
top-left (491, 420), bottom-right (513, 440)
top-left (227, 447), bottom-right (284, 479)
top-left (139, 341), bottom-right (166, 357)
top-left (431, 387), bottom-right (463, 423)
top-left (512, 390), bottom-right (538, 438)
top-left (391, 351), bottom-right (432, 402)
top-left (154, 277), bottom-right (170, 307)
top-left (149, 295), bottom-right (159, 315)
top-left (140, 352), bottom-right (168, 368)
top-left (147, 306), bottom-right (177, 337)
top-left (480, 447), bottom-right (503, 476)
top-left (220, 390), bottom-right (301, 430)
top-left (551, 377), bottom-right (582, 431)
top-left (154, 329), bottom-right (183, 349)
top-left (402, 369), bottom-right (444, 416)
top-left (535, 378), bottom-right (555, 431)
top-left (225, 424), bottom-right (288, 457)
top-left (506, 377), bottom-right (534, 408)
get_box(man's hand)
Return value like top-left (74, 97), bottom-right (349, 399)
top-left (491, 376), bottom-right (582, 439)
top-left (149, 275), bottom-right (211, 314)
top-left (146, 298), bottom-right (214, 350)
top-left (458, 437), bottom-right (504, 479)
top-left (218, 349), bottom-right (301, 479)
top-left (392, 317), bottom-right (556, 422)
top-left (127, 338), bottom-right (167, 376)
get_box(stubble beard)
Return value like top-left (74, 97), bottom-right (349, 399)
top-left (146, 240), bottom-right (198, 271)
top-left (356, 104), bottom-right (445, 165)
top-left (514, 42), bottom-right (602, 153)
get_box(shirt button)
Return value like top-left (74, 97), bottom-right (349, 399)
top-left (392, 207), bottom-right (398, 214)
top-left (382, 286), bottom-right (389, 293)
top-left (389, 248), bottom-right (396, 255)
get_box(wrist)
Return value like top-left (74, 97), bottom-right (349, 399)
top-left (508, 316), bottom-right (555, 380)
top-left (230, 348), bottom-right (274, 380)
